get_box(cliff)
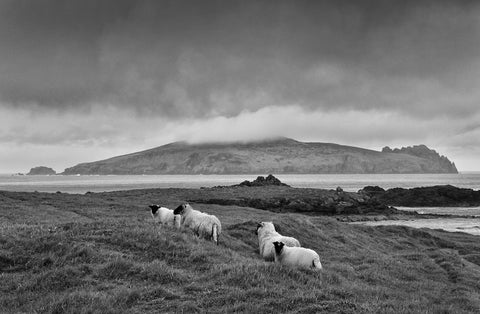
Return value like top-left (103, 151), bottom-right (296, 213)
top-left (62, 138), bottom-right (458, 175)
top-left (382, 145), bottom-right (457, 173)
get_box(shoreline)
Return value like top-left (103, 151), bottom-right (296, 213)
top-left (2, 173), bottom-right (480, 194)
top-left (350, 218), bottom-right (480, 236)
top-left (2, 182), bottom-right (480, 235)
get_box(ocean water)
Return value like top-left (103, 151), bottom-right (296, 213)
top-left (396, 206), bottom-right (480, 216)
top-left (351, 218), bottom-right (480, 236)
top-left (1, 172), bottom-right (480, 194)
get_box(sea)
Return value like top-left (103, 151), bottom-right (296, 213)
top-left (2, 172), bottom-right (480, 194)
top-left (1, 172), bottom-right (480, 235)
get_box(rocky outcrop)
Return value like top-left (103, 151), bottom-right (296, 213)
top-left (62, 138), bottom-right (458, 175)
top-left (382, 145), bottom-right (457, 173)
top-left (27, 166), bottom-right (56, 175)
top-left (193, 183), bottom-right (397, 215)
top-left (237, 175), bottom-right (290, 187)
top-left (194, 183), bottom-right (480, 217)
top-left (359, 185), bottom-right (480, 207)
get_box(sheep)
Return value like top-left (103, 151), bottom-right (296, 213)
top-left (173, 203), bottom-right (222, 245)
top-left (149, 205), bottom-right (181, 229)
top-left (273, 241), bottom-right (322, 270)
top-left (256, 221), bottom-right (301, 261)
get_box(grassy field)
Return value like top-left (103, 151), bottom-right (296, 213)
top-left (1, 188), bottom-right (480, 313)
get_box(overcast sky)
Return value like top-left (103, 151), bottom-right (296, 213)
top-left (1, 0), bottom-right (479, 173)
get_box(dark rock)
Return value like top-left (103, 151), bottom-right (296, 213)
top-left (369, 185), bottom-right (480, 207)
top-left (237, 175), bottom-right (290, 187)
top-left (358, 186), bottom-right (386, 197)
top-left (192, 180), bottom-right (405, 216)
top-left (27, 166), bottom-right (56, 175)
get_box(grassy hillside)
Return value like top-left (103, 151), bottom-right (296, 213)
top-left (1, 189), bottom-right (479, 313)
top-left (62, 138), bottom-right (457, 174)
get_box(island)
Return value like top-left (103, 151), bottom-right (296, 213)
top-left (62, 137), bottom-right (457, 175)
top-left (27, 166), bottom-right (56, 175)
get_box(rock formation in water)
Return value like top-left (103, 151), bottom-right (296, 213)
top-left (27, 166), bottom-right (56, 175)
top-left (237, 175), bottom-right (290, 187)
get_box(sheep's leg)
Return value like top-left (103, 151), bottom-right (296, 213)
top-left (212, 224), bottom-right (219, 245)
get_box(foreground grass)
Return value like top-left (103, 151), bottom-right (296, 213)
top-left (1, 189), bottom-right (480, 313)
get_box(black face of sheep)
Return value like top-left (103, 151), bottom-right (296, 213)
top-left (149, 204), bottom-right (160, 214)
top-left (173, 203), bottom-right (186, 215)
top-left (273, 241), bottom-right (285, 255)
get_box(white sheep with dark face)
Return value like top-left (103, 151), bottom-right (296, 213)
top-left (149, 205), bottom-right (181, 229)
top-left (256, 221), bottom-right (300, 261)
top-left (273, 241), bottom-right (322, 270)
top-left (173, 203), bottom-right (222, 245)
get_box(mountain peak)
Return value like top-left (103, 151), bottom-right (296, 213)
top-left (182, 136), bottom-right (300, 146)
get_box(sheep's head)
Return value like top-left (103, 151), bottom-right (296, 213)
top-left (149, 204), bottom-right (160, 215)
top-left (272, 241), bottom-right (285, 255)
top-left (173, 203), bottom-right (191, 215)
top-left (256, 221), bottom-right (276, 236)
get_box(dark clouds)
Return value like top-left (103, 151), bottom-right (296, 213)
top-left (1, 0), bottom-right (479, 118)
top-left (1, 0), bottom-right (480, 172)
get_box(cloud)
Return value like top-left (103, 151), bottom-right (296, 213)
top-left (0, 0), bottom-right (479, 119)
top-left (0, 104), bottom-right (153, 146)
top-left (0, 1), bottom-right (479, 172)
top-left (1, 103), bottom-right (480, 172)
top-left (141, 105), bottom-right (480, 172)
top-left (0, 103), bottom-right (464, 148)
top-left (167, 105), bottom-right (474, 147)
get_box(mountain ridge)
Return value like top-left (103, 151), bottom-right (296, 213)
top-left (62, 138), bottom-right (458, 175)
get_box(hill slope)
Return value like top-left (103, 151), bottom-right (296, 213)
top-left (63, 138), bottom-right (457, 174)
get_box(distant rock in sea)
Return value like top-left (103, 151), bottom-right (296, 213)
top-left (237, 174), bottom-right (290, 187)
top-left (62, 137), bottom-right (458, 175)
top-left (27, 166), bottom-right (56, 175)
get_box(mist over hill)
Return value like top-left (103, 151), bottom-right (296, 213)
top-left (62, 138), bottom-right (457, 175)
